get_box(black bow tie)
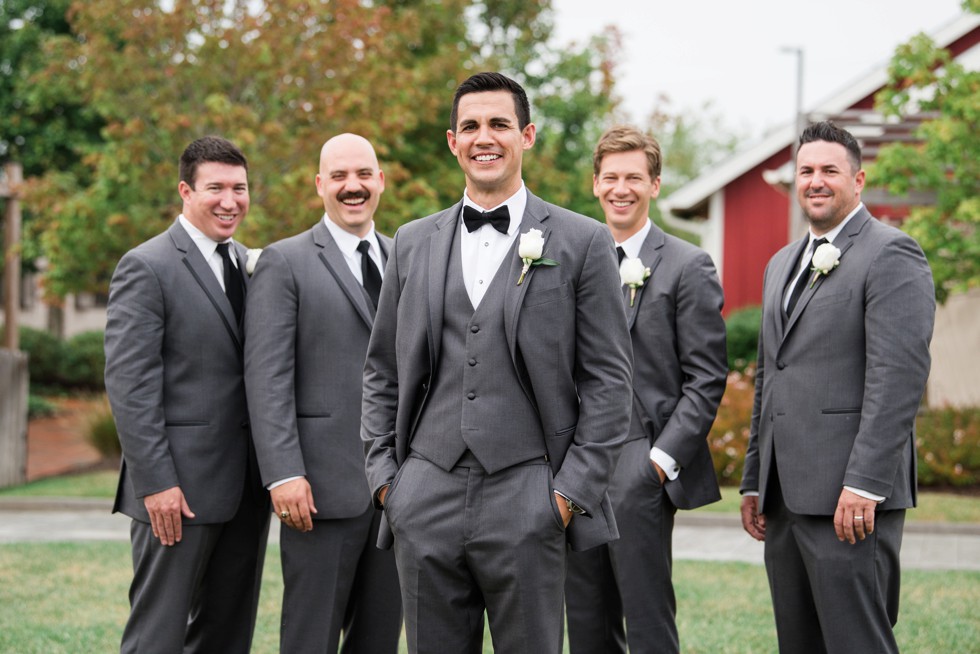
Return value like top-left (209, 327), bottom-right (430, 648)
top-left (463, 205), bottom-right (510, 234)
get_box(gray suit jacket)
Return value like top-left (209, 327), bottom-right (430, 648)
top-left (741, 207), bottom-right (935, 514)
top-left (245, 221), bottom-right (391, 519)
top-left (362, 191), bottom-right (634, 551)
top-left (628, 224), bottom-right (726, 510)
top-left (105, 219), bottom-right (252, 524)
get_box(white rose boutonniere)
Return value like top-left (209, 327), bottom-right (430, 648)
top-left (808, 243), bottom-right (841, 288)
top-left (620, 257), bottom-right (651, 307)
top-left (245, 248), bottom-right (263, 276)
top-left (516, 228), bottom-right (558, 285)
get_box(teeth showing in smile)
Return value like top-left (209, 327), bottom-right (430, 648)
top-left (217, 214), bottom-right (236, 222)
top-left (474, 154), bottom-right (500, 162)
top-left (612, 201), bottom-right (632, 208)
top-left (342, 198), bottom-right (366, 206)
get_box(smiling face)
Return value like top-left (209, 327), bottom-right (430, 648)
top-left (178, 162), bottom-right (249, 242)
top-left (594, 149), bottom-right (661, 240)
top-left (315, 134), bottom-right (385, 238)
top-left (796, 140), bottom-right (865, 235)
top-left (447, 90), bottom-right (535, 208)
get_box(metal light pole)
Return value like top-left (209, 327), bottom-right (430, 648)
top-left (781, 46), bottom-right (806, 241)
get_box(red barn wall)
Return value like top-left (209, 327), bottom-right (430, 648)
top-left (721, 147), bottom-right (792, 314)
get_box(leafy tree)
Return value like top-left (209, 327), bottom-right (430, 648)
top-left (20, 0), bottom-right (623, 298)
top-left (870, 2), bottom-right (980, 304)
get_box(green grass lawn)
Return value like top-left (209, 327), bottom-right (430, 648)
top-left (0, 542), bottom-right (976, 653)
top-left (6, 472), bottom-right (978, 524)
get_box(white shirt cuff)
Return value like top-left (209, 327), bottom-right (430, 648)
top-left (844, 485), bottom-right (885, 503)
top-left (649, 447), bottom-right (680, 481)
top-left (268, 475), bottom-right (303, 491)
top-left (742, 490), bottom-right (759, 497)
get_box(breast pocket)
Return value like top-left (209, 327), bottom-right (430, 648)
top-left (523, 281), bottom-right (569, 308)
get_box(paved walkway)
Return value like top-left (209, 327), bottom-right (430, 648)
top-left (1, 498), bottom-right (978, 571)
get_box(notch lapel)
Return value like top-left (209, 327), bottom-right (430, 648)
top-left (426, 203), bottom-right (463, 370)
top-left (312, 221), bottom-right (375, 330)
top-left (168, 221), bottom-right (243, 349)
top-left (503, 193), bottom-right (552, 358)
top-left (783, 209), bottom-right (868, 340)
top-left (626, 226), bottom-right (665, 330)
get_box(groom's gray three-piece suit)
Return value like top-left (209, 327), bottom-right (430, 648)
top-left (244, 219), bottom-right (402, 652)
top-left (566, 222), bottom-right (728, 654)
top-left (362, 190), bottom-right (633, 653)
top-left (742, 206), bottom-right (935, 653)
top-left (105, 219), bottom-right (270, 653)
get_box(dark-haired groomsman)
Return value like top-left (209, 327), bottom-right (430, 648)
top-left (740, 121), bottom-right (935, 653)
top-left (361, 72), bottom-right (633, 653)
top-left (105, 135), bottom-right (270, 653)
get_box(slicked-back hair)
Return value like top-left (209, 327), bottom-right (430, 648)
top-left (449, 72), bottom-right (531, 132)
top-left (179, 136), bottom-right (248, 189)
top-left (799, 121), bottom-right (862, 172)
top-left (593, 126), bottom-right (662, 179)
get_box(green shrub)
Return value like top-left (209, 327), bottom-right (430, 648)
top-left (725, 305), bottom-right (761, 372)
top-left (87, 397), bottom-right (121, 458)
top-left (709, 367), bottom-right (980, 489)
top-left (61, 330), bottom-right (106, 389)
top-left (27, 394), bottom-right (58, 419)
top-left (17, 326), bottom-right (65, 386)
top-left (916, 407), bottom-right (980, 488)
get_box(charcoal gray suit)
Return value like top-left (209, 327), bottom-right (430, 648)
top-left (106, 219), bottom-right (269, 654)
top-left (244, 219), bottom-right (401, 653)
top-left (566, 222), bottom-right (727, 654)
top-left (362, 191), bottom-right (633, 653)
top-left (741, 206), bottom-right (935, 653)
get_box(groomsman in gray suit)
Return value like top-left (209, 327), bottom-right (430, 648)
top-left (740, 121), bottom-right (935, 654)
top-left (245, 133), bottom-right (402, 653)
top-left (361, 72), bottom-right (633, 653)
top-left (105, 136), bottom-right (270, 653)
top-left (565, 126), bottom-right (728, 654)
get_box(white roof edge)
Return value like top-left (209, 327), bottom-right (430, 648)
top-left (662, 12), bottom-right (980, 215)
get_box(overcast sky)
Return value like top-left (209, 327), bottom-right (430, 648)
top-left (552, 0), bottom-right (967, 140)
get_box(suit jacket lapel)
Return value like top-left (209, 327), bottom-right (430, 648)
top-left (426, 203), bottom-right (462, 369)
top-left (312, 220), bottom-right (375, 330)
top-left (783, 208), bottom-right (869, 339)
top-left (626, 225), bottom-right (665, 330)
top-left (168, 220), bottom-right (243, 349)
top-left (504, 192), bottom-right (551, 357)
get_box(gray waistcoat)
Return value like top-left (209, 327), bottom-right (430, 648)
top-left (411, 226), bottom-right (546, 473)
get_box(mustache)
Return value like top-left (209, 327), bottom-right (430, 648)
top-left (338, 190), bottom-right (370, 202)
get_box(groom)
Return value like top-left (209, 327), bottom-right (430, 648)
top-left (361, 71), bottom-right (633, 653)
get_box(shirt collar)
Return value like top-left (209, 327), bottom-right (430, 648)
top-left (461, 182), bottom-right (527, 236)
top-left (178, 214), bottom-right (233, 262)
top-left (322, 214), bottom-right (379, 257)
top-left (809, 202), bottom-right (863, 247)
top-left (615, 219), bottom-right (652, 260)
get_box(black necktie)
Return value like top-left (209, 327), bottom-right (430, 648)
top-left (356, 240), bottom-right (382, 309)
top-left (786, 237), bottom-right (827, 317)
top-left (216, 243), bottom-right (245, 325)
top-left (463, 205), bottom-right (510, 234)
top-left (616, 246), bottom-right (626, 264)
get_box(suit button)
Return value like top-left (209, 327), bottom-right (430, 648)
top-left (468, 358), bottom-right (477, 366)
top-left (777, 361), bottom-right (786, 370)
top-left (470, 325), bottom-right (480, 333)
top-left (467, 392), bottom-right (476, 400)
top-left (421, 383), bottom-right (428, 391)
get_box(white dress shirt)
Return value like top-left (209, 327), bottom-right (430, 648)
top-left (616, 219), bottom-right (680, 481)
top-left (178, 214), bottom-right (237, 289)
top-left (323, 215), bottom-right (384, 283)
top-left (459, 184), bottom-right (527, 308)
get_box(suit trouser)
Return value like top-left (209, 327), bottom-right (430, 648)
top-left (566, 437), bottom-right (678, 654)
top-left (765, 470), bottom-right (904, 654)
top-left (120, 470), bottom-right (270, 654)
top-left (385, 452), bottom-right (567, 654)
top-left (279, 505), bottom-right (402, 654)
